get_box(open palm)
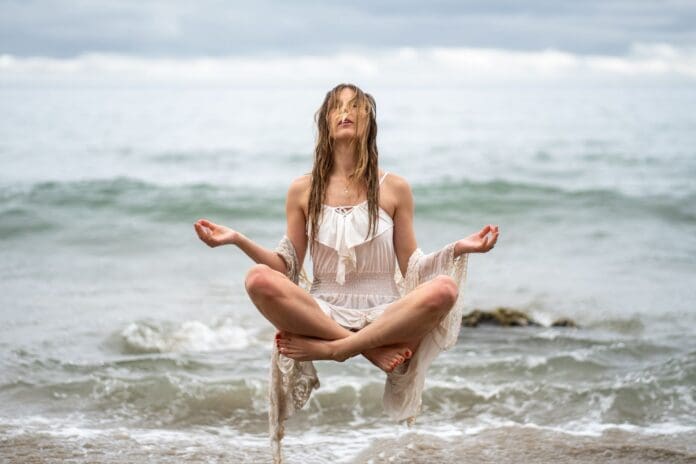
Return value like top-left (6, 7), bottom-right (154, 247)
top-left (457, 224), bottom-right (499, 253)
top-left (193, 219), bottom-right (238, 247)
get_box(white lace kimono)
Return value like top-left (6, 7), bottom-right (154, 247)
top-left (269, 235), bottom-right (469, 463)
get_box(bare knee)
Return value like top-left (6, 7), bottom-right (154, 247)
top-left (244, 264), bottom-right (278, 299)
top-left (425, 275), bottom-right (459, 312)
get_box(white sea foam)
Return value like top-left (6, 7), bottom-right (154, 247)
top-left (540, 420), bottom-right (696, 437)
top-left (120, 317), bottom-right (250, 353)
top-left (1, 43), bottom-right (695, 86)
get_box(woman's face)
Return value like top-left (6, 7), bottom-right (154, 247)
top-left (328, 87), bottom-right (368, 141)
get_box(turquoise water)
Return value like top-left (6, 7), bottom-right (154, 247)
top-left (1, 83), bottom-right (695, 462)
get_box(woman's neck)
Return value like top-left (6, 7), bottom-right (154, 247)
top-left (330, 141), bottom-right (358, 179)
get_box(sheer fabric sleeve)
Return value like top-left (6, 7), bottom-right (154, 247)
top-left (386, 241), bottom-right (469, 423)
top-left (269, 235), bottom-right (320, 464)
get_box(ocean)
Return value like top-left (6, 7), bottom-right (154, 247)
top-left (1, 61), bottom-right (695, 462)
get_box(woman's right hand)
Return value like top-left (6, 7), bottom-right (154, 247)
top-left (194, 219), bottom-right (239, 247)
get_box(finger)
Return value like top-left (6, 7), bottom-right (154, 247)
top-left (194, 224), bottom-right (212, 243)
top-left (199, 219), bottom-right (217, 229)
top-left (194, 222), bottom-right (209, 235)
top-left (478, 225), bottom-right (492, 238)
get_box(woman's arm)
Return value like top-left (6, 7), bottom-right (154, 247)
top-left (284, 175), bottom-right (310, 271)
top-left (193, 219), bottom-right (288, 273)
top-left (391, 174), bottom-right (419, 278)
top-left (389, 174), bottom-right (499, 275)
top-left (193, 175), bottom-right (310, 275)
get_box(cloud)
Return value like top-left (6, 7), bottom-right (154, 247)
top-left (0, 0), bottom-right (695, 57)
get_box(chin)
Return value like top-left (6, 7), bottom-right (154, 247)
top-left (332, 132), bottom-right (356, 141)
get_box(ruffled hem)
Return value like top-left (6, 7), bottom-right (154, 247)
top-left (311, 295), bottom-right (398, 329)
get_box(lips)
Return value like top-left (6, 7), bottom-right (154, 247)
top-left (338, 119), bottom-right (353, 127)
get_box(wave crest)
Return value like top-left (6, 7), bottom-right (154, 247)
top-left (2, 43), bottom-right (695, 85)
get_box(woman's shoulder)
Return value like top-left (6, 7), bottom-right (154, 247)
top-left (286, 173), bottom-right (312, 210)
top-left (288, 173), bottom-right (311, 191)
top-left (382, 171), bottom-right (412, 196)
top-left (381, 171), bottom-right (413, 217)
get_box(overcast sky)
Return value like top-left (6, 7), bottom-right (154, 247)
top-left (1, 0), bottom-right (695, 58)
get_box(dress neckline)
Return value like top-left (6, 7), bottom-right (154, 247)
top-left (322, 201), bottom-right (393, 223)
top-left (322, 199), bottom-right (367, 209)
top-left (322, 171), bottom-right (389, 210)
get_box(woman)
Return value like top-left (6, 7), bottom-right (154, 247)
top-left (194, 83), bottom-right (499, 459)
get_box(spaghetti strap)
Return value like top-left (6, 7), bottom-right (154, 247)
top-left (379, 171), bottom-right (389, 185)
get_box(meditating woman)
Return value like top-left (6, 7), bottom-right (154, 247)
top-left (194, 83), bottom-right (499, 460)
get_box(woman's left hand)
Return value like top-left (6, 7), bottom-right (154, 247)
top-left (455, 225), bottom-right (499, 255)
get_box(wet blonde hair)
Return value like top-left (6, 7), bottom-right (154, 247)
top-left (307, 83), bottom-right (380, 255)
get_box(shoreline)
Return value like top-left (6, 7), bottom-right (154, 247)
top-left (2, 422), bottom-right (694, 463)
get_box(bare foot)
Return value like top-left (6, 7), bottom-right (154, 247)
top-left (276, 331), bottom-right (340, 362)
top-left (362, 345), bottom-right (412, 373)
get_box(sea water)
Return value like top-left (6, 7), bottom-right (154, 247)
top-left (1, 77), bottom-right (695, 462)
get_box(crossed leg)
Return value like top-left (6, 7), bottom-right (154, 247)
top-left (244, 263), bottom-right (459, 367)
top-left (275, 273), bottom-right (458, 363)
top-left (244, 264), bottom-right (415, 372)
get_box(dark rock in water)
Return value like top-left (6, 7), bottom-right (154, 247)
top-left (462, 307), bottom-right (577, 328)
top-left (550, 317), bottom-right (577, 327)
top-left (462, 308), bottom-right (539, 327)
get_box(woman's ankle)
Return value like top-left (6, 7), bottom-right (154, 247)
top-left (328, 339), bottom-right (353, 362)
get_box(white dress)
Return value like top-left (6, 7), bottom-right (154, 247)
top-left (268, 171), bottom-right (470, 464)
top-left (308, 171), bottom-right (400, 329)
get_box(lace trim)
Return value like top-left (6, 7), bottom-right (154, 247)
top-left (270, 235), bottom-right (319, 463)
top-left (385, 241), bottom-right (469, 423)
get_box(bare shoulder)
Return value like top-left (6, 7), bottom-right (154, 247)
top-left (384, 172), bottom-right (411, 195)
top-left (381, 172), bottom-right (413, 217)
top-left (287, 173), bottom-right (310, 196)
top-left (286, 173), bottom-right (311, 211)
